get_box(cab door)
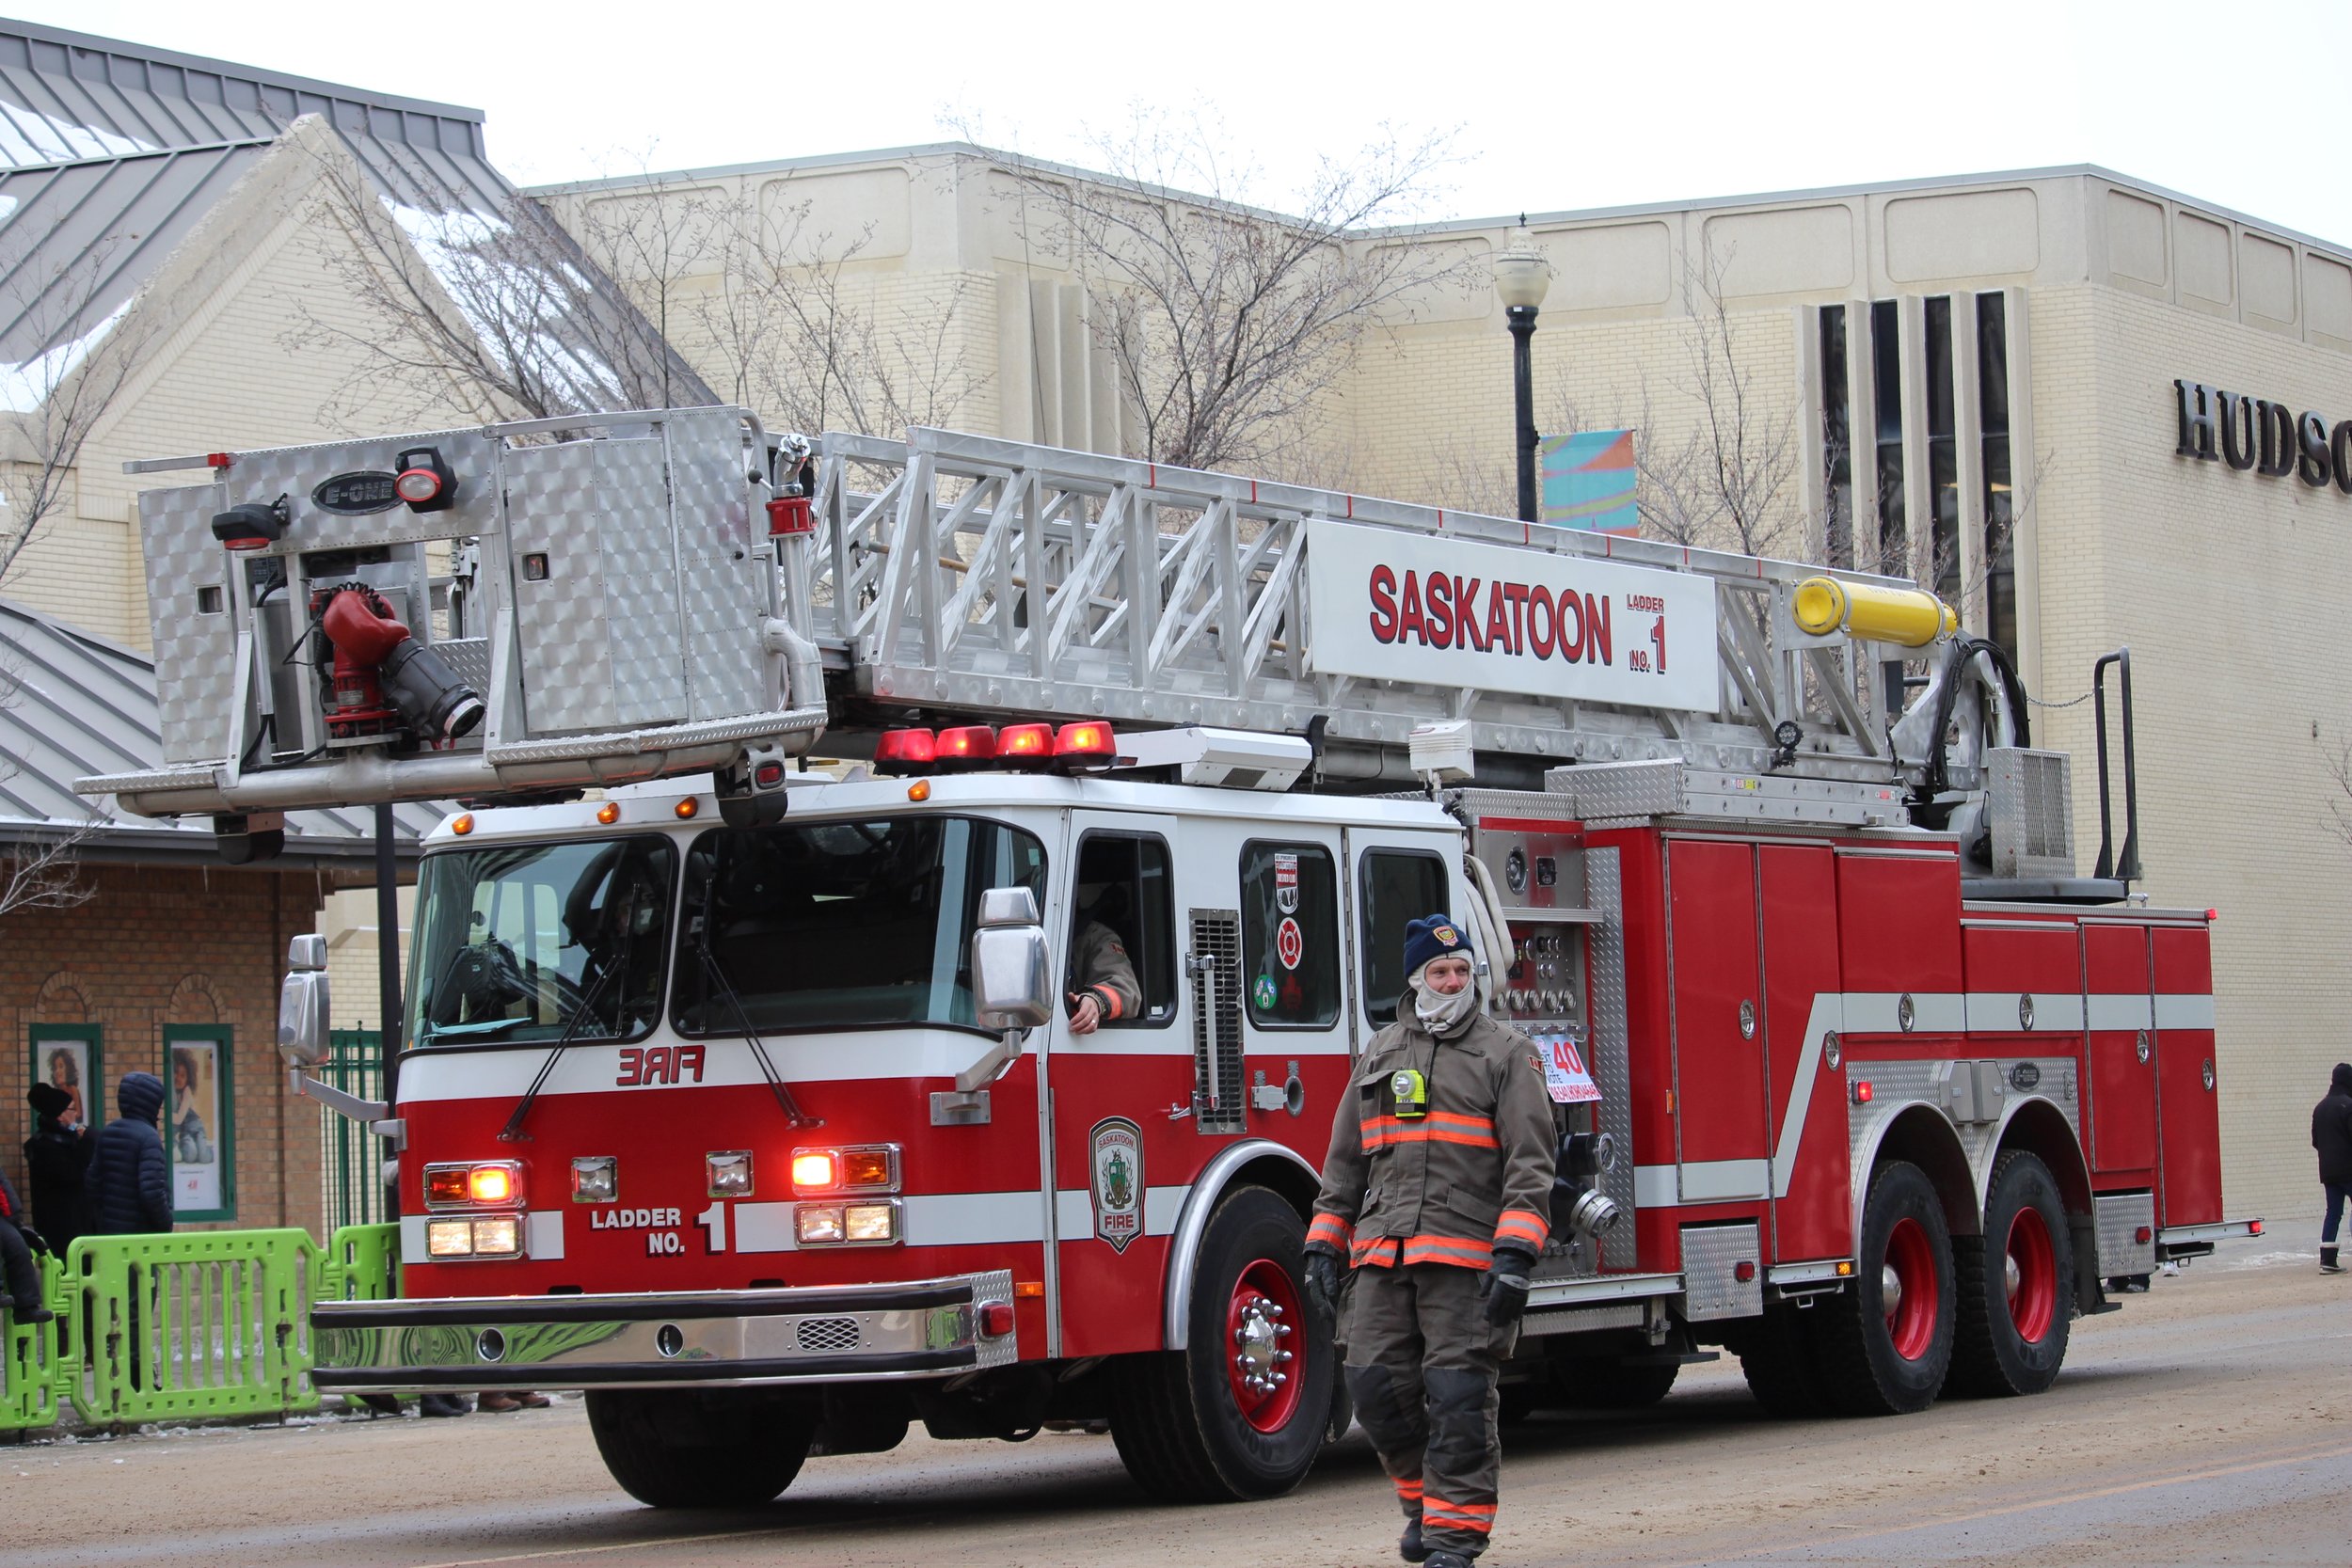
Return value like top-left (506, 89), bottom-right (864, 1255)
top-left (1049, 809), bottom-right (1188, 1359)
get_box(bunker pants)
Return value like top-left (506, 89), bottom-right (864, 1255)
top-left (1343, 1261), bottom-right (1518, 1560)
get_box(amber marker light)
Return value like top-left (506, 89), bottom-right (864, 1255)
top-left (674, 798), bottom-right (698, 819)
top-left (451, 813), bottom-right (474, 835)
top-left (908, 781), bottom-right (931, 801)
top-left (596, 802), bottom-right (621, 825)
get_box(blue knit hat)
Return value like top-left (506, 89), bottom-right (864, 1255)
top-left (1402, 913), bottom-right (1473, 977)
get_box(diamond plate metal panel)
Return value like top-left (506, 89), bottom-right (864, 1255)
top-left (1546, 760), bottom-right (1688, 818)
top-left (141, 482), bottom-right (238, 764)
top-left (2094, 1192), bottom-right (2156, 1276)
top-left (505, 440), bottom-right (621, 735)
top-left (1845, 1055), bottom-right (2082, 1214)
top-left (595, 436), bottom-right (689, 726)
top-left (1680, 1222), bottom-right (1763, 1321)
top-left (667, 411), bottom-right (763, 720)
top-left (226, 429), bottom-right (503, 555)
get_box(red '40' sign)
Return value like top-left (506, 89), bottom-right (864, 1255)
top-left (1302, 520), bottom-right (1718, 711)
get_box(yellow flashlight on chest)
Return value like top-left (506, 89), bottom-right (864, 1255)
top-left (1390, 1069), bottom-right (1428, 1119)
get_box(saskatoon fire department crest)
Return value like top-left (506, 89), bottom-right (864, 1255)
top-left (1089, 1116), bottom-right (1144, 1253)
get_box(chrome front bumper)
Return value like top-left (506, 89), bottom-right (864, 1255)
top-left (311, 1270), bottom-right (1016, 1394)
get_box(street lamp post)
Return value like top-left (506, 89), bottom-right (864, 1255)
top-left (1492, 224), bottom-right (1552, 524)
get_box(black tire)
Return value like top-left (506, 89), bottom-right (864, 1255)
top-left (1556, 1356), bottom-right (1679, 1411)
top-left (1729, 1304), bottom-right (1829, 1418)
top-left (1948, 1150), bottom-right (2074, 1398)
top-left (586, 1389), bottom-right (816, 1508)
top-left (1811, 1161), bottom-right (1955, 1416)
top-left (1108, 1185), bottom-right (1333, 1501)
top-left (1497, 1379), bottom-right (1539, 1425)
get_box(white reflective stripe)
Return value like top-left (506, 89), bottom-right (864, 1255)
top-left (396, 1034), bottom-right (1035, 1101)
top-left (2030, 992), bottom-right (2086, 1031)
top-left (1839, 991), bottom-right (1966, 1034)
top-left (2087, 994), bottom-right (2154, 1031)
top-left (1633, 1165), bottom-right (1677, 1208)
top-left (1768, 993), bottom-right (1840, 1201)
top-left (2155, 994), bottom-right (2217, 1031)
top-left (1677, 1158), bottom-right (1770, 1201)
top-left (1963, 992), bottom-right (2089, 1032)
top-left (1053, 1187), bottom-right (1186, 1240)
top-left (736, 1201), bottom-right (798, 1254)
top-left (396, 1211), bottom-right (562, 1263)
top-left (910, 1192), bottom-right (1046, 1247)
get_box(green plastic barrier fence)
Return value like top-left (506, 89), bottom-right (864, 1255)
top-left (0, 1222), bottom-right (402, 1434)
top-left (69, 1229), bottom-right (324, 1426)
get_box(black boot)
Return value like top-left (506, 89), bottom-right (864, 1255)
top-left (1400, 1517), bottom-right (1430, 1563)
top-left (9, 1301), bottom-right (54, 1324)
top-left (2324, 1245), bottom-right (2343, 1274)
top-left (1423, 1553), bottom-right (1476, 1568)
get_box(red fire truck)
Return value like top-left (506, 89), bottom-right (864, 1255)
top-left (86, 410), bottom-right (2254, 1506)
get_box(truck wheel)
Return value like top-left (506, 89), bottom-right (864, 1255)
top-left (1812, 1161), bottom-right (1954, 1416)
top-left (1948, 1150), bottom-right (2074, 1397)
top-left (586, 1389), bottom-right (816, 1507)
top-left (1729, 1303), bottom-right (1828, 1418)
top-left (1557, 1357), bottom-right (1679, 1410)
top-left (1109, 1184), bottom-right (1332, 1501)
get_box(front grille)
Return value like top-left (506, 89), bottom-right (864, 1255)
top-left (795, 1316), bottom-right (861, 1354)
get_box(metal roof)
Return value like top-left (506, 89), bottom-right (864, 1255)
top-left (0, 595), bottom-right (443, 863)
top-left (0, 17), bottom-right (711, 406)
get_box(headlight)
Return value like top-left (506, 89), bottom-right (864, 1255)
top-left (707, 1150), bottom-right (754, 1197)
top-left (571, 1156), bottom-right (617, 1203)
top-left (427, 1218), bottom-right (474, 1258)
top-left (797, 1205), bottom-right (845, 1244)
top-left (844, 1202), bottom-right (898, 1243)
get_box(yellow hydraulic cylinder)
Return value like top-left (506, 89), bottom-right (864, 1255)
top-left (1791, 576), bottom-right (1956, 648)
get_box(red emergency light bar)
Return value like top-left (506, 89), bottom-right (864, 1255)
top-left (872, 722), bottom-right (1120, 778)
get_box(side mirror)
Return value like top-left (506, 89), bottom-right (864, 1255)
top-left (278, 969), bottom-right (331, 1068)
top-left (288, 933), bottom-right (328, 973)
top-left (971, 887), bottom-right (1051, 1032)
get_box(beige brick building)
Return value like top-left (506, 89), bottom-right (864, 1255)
top-left (550, 150), bottom-right (2352, 1227)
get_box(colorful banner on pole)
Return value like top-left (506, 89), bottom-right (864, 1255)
top-left (1538, 430), bottom-right (1639, 535)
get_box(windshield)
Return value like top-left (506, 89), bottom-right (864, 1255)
top-left (405, 836), bottom-right (675, 1048)
top-left (674, 816), bottom-right (1046, 1035)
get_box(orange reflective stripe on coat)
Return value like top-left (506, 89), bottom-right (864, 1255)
top-left (1307, 1212), bottom-right (1354, 1250)
top-left (1359, 1111), bottom-right (1500, 1152)
top-left (1493, 1208), bottom-right (1549, 1250)
top-left (1399, 1234), bottom-right (1491, 1268)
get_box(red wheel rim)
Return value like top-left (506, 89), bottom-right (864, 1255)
top-left (1882, 1216), bottom-right (1940, 1361)
top-left (2004, 1205), bottom-right (2057, 1342)
top-left (1224, 1258), bottom-right (1305, 1433)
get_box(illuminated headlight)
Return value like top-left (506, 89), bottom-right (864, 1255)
top-left (572, 1156), bottom-right (617, 1203)
top-left (424, 1160), bottom-right (524, 1210)
top-left (796, 1199), bottom-right (900, 1245)
top-left (707, 1150), bottom-right (754, 1197)
top-left (426, 1215), bottom-right (523, 1259)
top-left (789, 1143), bottom-right (900, 1195)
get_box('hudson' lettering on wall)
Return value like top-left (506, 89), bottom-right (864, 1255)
top-left (2174, 380), bottom-right (2352, 493)
top-left (1302, 518), bottom-right (1718, 710)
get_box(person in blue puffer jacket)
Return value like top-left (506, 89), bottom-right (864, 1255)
top-left (84, 1072), bottom-right (172, 1235)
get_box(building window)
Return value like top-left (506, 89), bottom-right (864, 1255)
top-left (1819, 305), bottom-right (1853, 568)
top-left (1978, 292), bottom-right (2016, 660)
top-left (1923, 296), bottom-right (1960, 604)
top-left (1870, 299), bottom-right (1905, 575)
top-left (1240, 841), bottom-right (1340, 1029)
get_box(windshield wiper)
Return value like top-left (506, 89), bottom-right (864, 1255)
top-left (495, 958), bottom-right (623, 1142)
top-left (693, 886), bottom-right (818, 1131)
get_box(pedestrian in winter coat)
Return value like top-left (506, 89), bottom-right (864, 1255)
top-left (1303, 913), bottom-right (1556, 1568)
top-left (0, 1163), bottom-right (54, 1323)
top-left (84, 1072), bottom-right (172, 1236)
top-left (24, 1081), bottom-right (92, 1256)
top-left (2312, 1063), bottom-right (2352, 1273)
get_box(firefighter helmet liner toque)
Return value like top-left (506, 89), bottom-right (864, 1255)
top-left (1402, 912), bottom-right (1474, 978)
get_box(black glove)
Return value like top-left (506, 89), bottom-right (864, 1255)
top-left (1481, 1247), bottom-right (1534, 1326)
top-left (18, 1227), bottom-right (48, 1257)
top-left (1302, 1244), bottom-right (1343, 1327)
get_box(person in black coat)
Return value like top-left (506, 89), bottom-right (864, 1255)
top-left (84, 1072), bottom-right (172, 1236)
top-left (24, 1081), bottom-right (92, 1256)
top-left (2311, 1063), bottom-right (2352, 1274)
top-left (0, 1163), bottom-right (53, 1323)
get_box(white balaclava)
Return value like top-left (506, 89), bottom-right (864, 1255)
top-left (1411, 958), bottom-right (1479, 1038)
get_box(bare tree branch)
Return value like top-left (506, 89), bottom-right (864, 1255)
top-left (983, 113), bottom-right (1466, 476)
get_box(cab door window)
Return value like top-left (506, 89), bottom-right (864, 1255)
top-left (1359, 847), bottom-right (1450, 1025)
top-left (1240, 841), bottom-right (1340, 1029)
top-left (1068, 832), bottom-right (1176, 1026)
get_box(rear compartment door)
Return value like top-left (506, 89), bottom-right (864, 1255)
top-left (2084, 924), bottom-right (2157, 1176)
top-left (2151, 925), bottom-right (2223, 1227)
top-left (1667, 838), bottom-right (1770, 1202)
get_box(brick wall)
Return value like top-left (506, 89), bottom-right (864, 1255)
top-left (0, 862), bottom-right (341, 1239)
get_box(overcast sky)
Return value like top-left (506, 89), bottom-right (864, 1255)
top-left (24, 1), bottom-right (2352, 246)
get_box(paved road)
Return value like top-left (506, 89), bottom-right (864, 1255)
top-left (13, 1242), bottom-right (2347, 1568)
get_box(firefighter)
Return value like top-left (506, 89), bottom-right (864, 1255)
top-left (1066, 876), bottom-right (1142, 1034)
top-left (1302, 914), bottom-right (1554, 1567)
